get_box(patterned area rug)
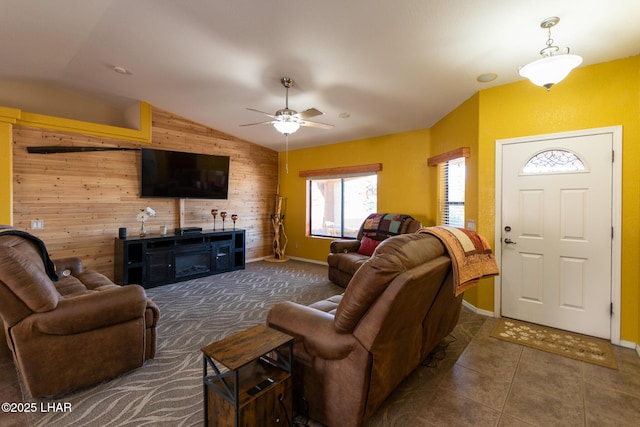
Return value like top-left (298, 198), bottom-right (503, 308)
top-left (491, 318), bottom-right (617, 369)
top-left (24, 260), bottom-right (344, 426)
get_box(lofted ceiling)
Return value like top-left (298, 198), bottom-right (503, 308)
top-left (1, 0), bottom-right (639, 152)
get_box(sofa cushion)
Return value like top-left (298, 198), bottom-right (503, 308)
top-left (327, 251), bottom-right (369, 274)
top-left (54, 275), bottom-right (89, 296)
top-left (0, 246), bottom-right (60, 313)
top-left (309, 294), bottom-right (343, 315)
top-left (334, 234), bottom-right (446, 334)
top-left (357, 236), bottom-right (381, 256)
top-left (334, 251), bottom-right (400, 333)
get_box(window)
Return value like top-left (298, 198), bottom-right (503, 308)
top-left (309, 174), bottom-right (377, 238)
top-left (522, 149), bottom-right (586, 174)
top-left (439, 157), bottom-right (465, 227)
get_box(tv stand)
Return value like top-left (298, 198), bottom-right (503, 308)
top-left (175, 226), bottom-right (203, 235)
top-left (114, 229), bottom-right (245, 288)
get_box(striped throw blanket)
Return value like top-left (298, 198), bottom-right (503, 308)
top-left (418, 226), bottom-right (499, 296)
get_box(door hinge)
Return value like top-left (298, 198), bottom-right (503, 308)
top-left (612, 227), bottom-right (614, 239)
top-left (610, 302), bottom-right (614, 316)
top-left (612, 150), bottom-right (615, 162)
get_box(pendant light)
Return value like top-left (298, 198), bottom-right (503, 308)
top-left (519, 17), bottom-right (583, 91)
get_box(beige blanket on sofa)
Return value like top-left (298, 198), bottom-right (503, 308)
top-left (418, 226), bottom-right (499, 296)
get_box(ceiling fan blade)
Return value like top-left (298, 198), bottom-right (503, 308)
top-left (296, 108), bottom-right (324, 120)
top-left (246, 108), bottom-right (275, 118)
top-left (300, 120), bottom-right (334, 130)
top-left (239, 120), bottom-right (274, 127)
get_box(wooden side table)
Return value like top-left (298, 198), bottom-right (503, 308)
top-left (202, 324), bottom-right (294, 426)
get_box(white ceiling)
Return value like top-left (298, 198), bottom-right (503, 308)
top-left (1, 0), bottom-right (639, 151)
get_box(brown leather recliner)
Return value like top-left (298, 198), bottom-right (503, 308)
top-left (268, 233), bottom-right (463, 427)
top-left (0, 229), bottom-right (159, 398)
top-left (327, 213), bottom-right (422, 287)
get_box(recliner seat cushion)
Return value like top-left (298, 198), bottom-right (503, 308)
top-left (327, 251), bottom-right (369, 274)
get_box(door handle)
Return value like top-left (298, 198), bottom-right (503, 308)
top-left (504, 238), bottom-right (516, 245)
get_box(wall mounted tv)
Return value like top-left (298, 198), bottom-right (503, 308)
top-left (140, 148), bottom-right (230, 199)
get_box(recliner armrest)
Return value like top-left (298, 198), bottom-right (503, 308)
top-left (31, 285), bottom-right (148, 335)
top-left (267, 301), bottom-right (356, 360)
top-left (330, 239), bottom-right (360, 254)
top-left (53, 257), bottom-right (83, 276)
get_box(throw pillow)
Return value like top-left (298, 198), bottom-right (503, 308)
top-left (357, 236), bottom-right (381, 256)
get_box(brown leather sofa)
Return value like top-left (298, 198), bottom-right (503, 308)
top-left (327, 213), bottom-right (422, 287)
top-left (0, 229), bottom-right (159, 398)
top-left (268, 233), bottom-right (463, 427)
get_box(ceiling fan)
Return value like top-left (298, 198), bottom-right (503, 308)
top-left (241, 77), bottom-right (334, 135)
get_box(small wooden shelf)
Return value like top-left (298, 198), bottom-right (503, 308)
top-left (202, 325), bottom-right (294, 427)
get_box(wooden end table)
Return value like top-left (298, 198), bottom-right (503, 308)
top-left (202, 324), bottom-right (294, 427)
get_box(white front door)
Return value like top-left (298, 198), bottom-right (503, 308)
top-left (499, 132), bottom-right (614, 339)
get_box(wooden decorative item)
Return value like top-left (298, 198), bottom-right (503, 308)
top-left (266, 195), bottom-right (288, 262)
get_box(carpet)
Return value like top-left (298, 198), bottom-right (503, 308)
top-left (491, 318), bottom-right (618, 370)
top-left (24, 260), bottom-right (344, 427)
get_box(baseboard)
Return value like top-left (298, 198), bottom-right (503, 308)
top-left (617, 339), bottom-right (638, 350)
top-left (286, 256), bottom-right (328, 266)
top-left (461, 299), bottom-right (495, 318)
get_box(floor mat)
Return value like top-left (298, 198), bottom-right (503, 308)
top-left (491, 318), bottom-right (617, 369)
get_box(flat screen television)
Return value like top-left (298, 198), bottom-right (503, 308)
top-left (140, 148), bottom-right (230, 199)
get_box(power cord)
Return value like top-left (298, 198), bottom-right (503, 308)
top-left (277, 393), bottom-right (292, 426)
top-left (421, 334), bottom-right (458, 367)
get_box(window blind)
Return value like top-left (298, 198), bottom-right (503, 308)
top-left (439, 157), bottom-right (465, 227)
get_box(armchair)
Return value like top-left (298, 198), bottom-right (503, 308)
top-left (0, 228), bottom-right (159, 397)
top-left (327, 213), bottom-right (421, 287)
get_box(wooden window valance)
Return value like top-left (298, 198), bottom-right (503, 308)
top-left (427, 147), bottom-right (470, 166)
top-left (299, 163), bottom-right (382, 177)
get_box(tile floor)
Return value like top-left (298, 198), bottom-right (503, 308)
top-left (2, 311), bottom-right (639, 426)
top-left (366, 315), bottom-right (640, 427)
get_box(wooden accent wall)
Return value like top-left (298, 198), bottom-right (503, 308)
top-left (11, 107), bottom-right (278, 279)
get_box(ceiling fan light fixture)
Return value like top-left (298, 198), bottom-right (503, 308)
top-left (273, 120), bottom-right (300, 135)
top-left (241, 77), bottom-right (333, 134)
top-left (519, 17), bottom-right (583, 91)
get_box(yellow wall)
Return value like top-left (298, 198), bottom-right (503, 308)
top-left (278, 129), bottom-right (434, 261)
top-left (475, 56), bottom-right (640, 343)
top-left (281, 55), bottom-right (640, 343)
top-left (0, 124), bottom-right (13, 225)
top-left (430, 94), bottom-right (484, 307)
top-left (0, 107), bottom-right (20, 225)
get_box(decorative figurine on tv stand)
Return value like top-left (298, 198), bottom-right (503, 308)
top-left (220, 211), bottom-right (227, 230)
top-left (231, 214), bottom-right (238, 230)
top-left (211, 209), bottom-right (218, 231)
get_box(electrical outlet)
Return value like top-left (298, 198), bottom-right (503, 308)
top-left (466, 219), bottom-right (476, 231)
top-left (31, 219), bottom-right (44, 230)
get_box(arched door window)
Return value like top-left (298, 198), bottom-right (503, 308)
top-left (521, 149), bottom-right (586, 175)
